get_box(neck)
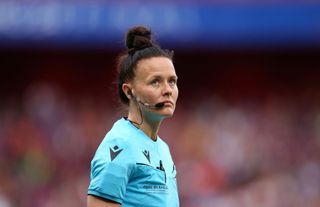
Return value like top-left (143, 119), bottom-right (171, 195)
top-left (128, 110), bottom-right (163, 141)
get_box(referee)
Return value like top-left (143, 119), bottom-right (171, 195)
top-left (87, 26), bottom-right (179, 207)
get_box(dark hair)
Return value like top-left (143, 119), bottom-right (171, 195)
top-left (117, 26), bottom-right (174, 105)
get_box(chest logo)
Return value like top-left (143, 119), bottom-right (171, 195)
top-left (110, 145), bottom-right (123, 161)
top-left (143, 150), bottom-right (150, 163)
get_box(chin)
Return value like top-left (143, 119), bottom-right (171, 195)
top-left (150, 107), bottom-right (175, 119)
top-left (161, 110), bottom-right (175, 118)
top-left (162, 114), bottom-right (173, 118)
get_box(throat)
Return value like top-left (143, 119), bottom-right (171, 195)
top-left (127, 109), bottom-right (163, 141)
top-left (126, 117), bottom-right (160, 141)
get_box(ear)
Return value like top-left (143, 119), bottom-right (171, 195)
top-left (122, 83), bottom-right (133, 99)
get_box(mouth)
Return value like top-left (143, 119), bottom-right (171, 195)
top-left (161, 101), bottom-right (174, 107)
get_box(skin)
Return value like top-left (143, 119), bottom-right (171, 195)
top-left (125, 56), bottom-right (178, 140)
top-left (87, 56), bottom-right (178, 207)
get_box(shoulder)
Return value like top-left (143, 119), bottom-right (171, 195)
top-left (92, 118), bottom-right (142, 164)
top-left (156, 137), bottom-right (175, 164)
top-left (157, 137), bottom-right (170, 152)
top-left (94, 135), bottom-right (134, 166)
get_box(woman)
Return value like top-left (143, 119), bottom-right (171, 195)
top-left (87, 26), bottom-right (179, 207)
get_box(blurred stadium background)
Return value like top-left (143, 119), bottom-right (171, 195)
top-left (1, 0), bottom-right (320, 206)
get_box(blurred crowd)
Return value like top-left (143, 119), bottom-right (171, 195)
top-left (1, 82), bottom-right (320, 207)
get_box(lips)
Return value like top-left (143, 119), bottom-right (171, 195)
top-left (161, 100), bottom-right (174, 106)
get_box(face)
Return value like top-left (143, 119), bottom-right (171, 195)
top-left (131, 57), bottom-right (178, 118)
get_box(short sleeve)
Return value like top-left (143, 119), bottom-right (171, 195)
top-left (88, 138), bottom-right (134, 204)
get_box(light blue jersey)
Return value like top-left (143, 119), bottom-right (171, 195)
top-left (88, 118), bottom-right (179, 207)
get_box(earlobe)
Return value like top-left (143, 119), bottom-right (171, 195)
top-left (122, 83), bottom-right (133, 99)
top-left (128, 90), bottom-right (133, 99)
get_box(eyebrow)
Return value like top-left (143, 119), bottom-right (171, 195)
top-left (151, 75), bottom-right (178, 79)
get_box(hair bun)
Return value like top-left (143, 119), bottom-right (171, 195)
top-left (125, 26), bottom-right (153, 51)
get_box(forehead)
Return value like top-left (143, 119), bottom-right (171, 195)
top-left (135, 57), bottom-right (176, 79)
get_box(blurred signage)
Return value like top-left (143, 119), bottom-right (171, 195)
top-left (0, 2), bottom-right (319, 49)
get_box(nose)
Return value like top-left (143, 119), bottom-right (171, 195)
top-left (162, 82), bottom-right (173, 96)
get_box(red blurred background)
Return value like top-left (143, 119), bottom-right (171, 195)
top-left (1, 48), bottom-right (320, 207)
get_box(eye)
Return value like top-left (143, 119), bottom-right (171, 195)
top-left (150, 79), bottom-right (160, 86)
top-left (168, 78), bottom-right (177, 86)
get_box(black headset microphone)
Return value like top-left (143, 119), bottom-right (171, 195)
top-left (128, 90), bottom-right (165, 109)
top-left (138, 99), bottom-right (165, 109)
top-left (127, 89), bottom-right (165, 126)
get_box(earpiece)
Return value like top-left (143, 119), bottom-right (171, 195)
top-left (127, 89), bottom-right (133, 99)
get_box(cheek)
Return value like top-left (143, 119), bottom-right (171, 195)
top-left (143, 89), bottom-right (158, 101)
top-left (173, 87), bottom-right (179, 101)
